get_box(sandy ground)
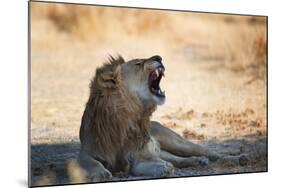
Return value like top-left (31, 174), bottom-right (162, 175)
top-left (30, 2), bottom-right (267, 187)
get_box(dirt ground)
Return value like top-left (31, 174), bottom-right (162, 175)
top-left (30, 2), bottom-right (267, 187)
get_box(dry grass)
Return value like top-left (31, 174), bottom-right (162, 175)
top-left (31, 2), bottom-right (267, 77)
top-left (30, 2), bottom-right (267, 186)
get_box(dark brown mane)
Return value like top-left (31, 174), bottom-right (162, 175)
top-left (107, 55), bottom-right (125, 65)
top-left (79, 56), bottom-right (151, 171)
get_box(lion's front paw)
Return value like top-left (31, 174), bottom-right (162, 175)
top-left (132, 160), bottom-right (175, 177)
top-left (160, 161), bottom-right (175, 177)
top-left (150, 161), bottom-right (174, 177)
top-left (196, 156), bottom-right (209, 166)
top-left (87, 168), bottom-right (112, 182)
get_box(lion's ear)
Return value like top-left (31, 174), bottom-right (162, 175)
top-left (95, 64), bottom-right (121, 89)
top-left (108, 55), bottom-right (125, 65)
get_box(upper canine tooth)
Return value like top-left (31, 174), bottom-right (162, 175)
top-left (155, 69), bottom-right (159, 77)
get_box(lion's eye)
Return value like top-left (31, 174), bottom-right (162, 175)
top-left (135, 62), bottom-right (144, 66)
top-left (133, 59), bottom-right (145, 67)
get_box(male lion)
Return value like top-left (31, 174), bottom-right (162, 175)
top-left (79, 55), bottom-right (244, 181)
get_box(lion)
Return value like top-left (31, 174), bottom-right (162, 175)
top-left (78, 55), bottom-right (246, 181)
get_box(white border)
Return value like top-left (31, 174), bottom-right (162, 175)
top-left (0, 0), bottom-right (280, 188)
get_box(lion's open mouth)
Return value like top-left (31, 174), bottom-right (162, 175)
top-left (149, 66), bottom-right (165, 97)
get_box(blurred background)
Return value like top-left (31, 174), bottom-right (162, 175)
top-left (30, 1), bottom-right (267, 186)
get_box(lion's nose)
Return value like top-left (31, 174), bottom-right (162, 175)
top-left (150, 55), bottom-right (165, 71)
top-left (149, 55), bottom-right (162, 63)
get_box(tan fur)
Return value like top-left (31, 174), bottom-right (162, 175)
top-left (79, 55), bottom-right (246, 181)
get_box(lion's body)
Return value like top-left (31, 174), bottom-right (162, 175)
top-left (78, 55), bottom-right (244, 181)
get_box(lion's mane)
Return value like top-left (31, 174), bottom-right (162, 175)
top-left (79, 56), bottom-right (156, 172)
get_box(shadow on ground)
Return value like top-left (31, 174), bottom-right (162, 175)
top-left (30, 135), bottom-right (267, 186)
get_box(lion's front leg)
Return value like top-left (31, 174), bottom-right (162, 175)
top-left (160, 150), bottom-right (209, 168)
top-left (130, 137), bottom-right (174, 177)
top-left (78, 151), bottom-right (112, 182)
top-left (131, 159), bottom-right (174, 177)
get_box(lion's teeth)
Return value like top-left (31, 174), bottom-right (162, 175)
top-left (159, 67), bottom-right (164, 73)
top-left (155, 69), bottom-right (159, 77)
